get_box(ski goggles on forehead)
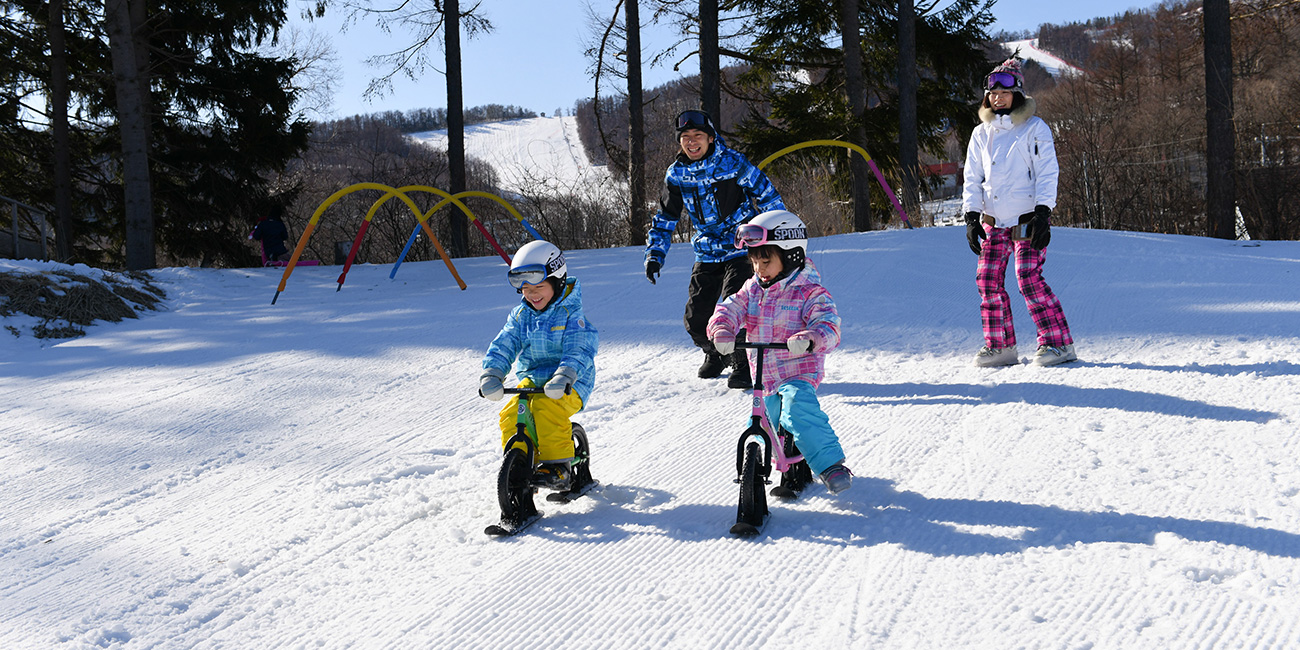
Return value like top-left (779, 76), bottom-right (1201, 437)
top-left (676, 110), bottom-right (711, 131)
top-left (986, 71), bottom-right (1018, 90)
top-left (734, 223), bottom-right (770, 249)
top-left (507, 264), bottom-right (548, 289)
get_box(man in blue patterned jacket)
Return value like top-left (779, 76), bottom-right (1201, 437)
top-left (643, 110), bottom-right (786, 389)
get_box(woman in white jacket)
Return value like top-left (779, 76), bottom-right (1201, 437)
top-left (961, 58), bottom-right (1076, 368)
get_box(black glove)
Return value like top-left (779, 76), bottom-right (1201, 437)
top-left (1030, 205), bottom-right (1052, 250)
top-left (645, 258), bottom-right (661, 284)
top-left (964, 211), bottom-right (986, 255)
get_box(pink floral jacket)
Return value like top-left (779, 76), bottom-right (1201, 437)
top-left (706, 260), bottom-right (841, 389)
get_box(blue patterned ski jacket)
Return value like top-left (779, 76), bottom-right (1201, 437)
top-left (481, 278), bottom-right (598, 407)
top-left (645, 136), bottom-right (785, 266)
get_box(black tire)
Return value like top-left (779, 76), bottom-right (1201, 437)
top-left (497, 448), bottom-right (536, 524)
top-left (736, 441), bottom-right (768, 528)
top-left (570, 423), bottom-right (594, 490)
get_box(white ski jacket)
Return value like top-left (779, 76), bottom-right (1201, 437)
top-left (961, 96), bottom-right (1059, 228)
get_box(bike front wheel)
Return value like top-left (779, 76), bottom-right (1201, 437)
top-left (735, 440), bottom-right (769, 529)
top-left (497, 448), bottom-right (537, 524)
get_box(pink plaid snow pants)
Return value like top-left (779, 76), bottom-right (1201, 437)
top-left (976, 225), bottom-right (1073, 349)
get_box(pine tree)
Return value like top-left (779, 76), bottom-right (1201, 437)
top-left (0, 0), bottom-right (312, 268)
top-left (724, 0), bottom-right (993, 229)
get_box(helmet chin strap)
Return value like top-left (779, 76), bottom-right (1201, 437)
top-left (759, 249), bottom-right (805, 288)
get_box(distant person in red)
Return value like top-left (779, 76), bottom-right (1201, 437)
top-left (251, 205), bottom-right (290, 264)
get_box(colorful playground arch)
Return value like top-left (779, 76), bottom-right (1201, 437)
top-left (271, 183), bottom-right (540, 304)
top-left (270, 183), bottom-right (469, 304)
top-left (389, 190), bottom-right (545, 281)
top-left (757, 139), bottom-right (912, 228)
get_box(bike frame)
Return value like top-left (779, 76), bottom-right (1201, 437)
top-left (733, 338), bottom-right (805, 483)
top-left (501, 386), bottom-right (544, 466)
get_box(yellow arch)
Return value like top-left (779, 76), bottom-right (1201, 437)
top-left (756, 139), bottom-right (874, 171)
top-left (356, 185), bottom-right (481, 281)
top-left (273, 182), bottom-right (465, 302)
top-left (756, 139), bottom-right (911, 226)
top-left (421, 190), bottom-right (528, 224)
top-left (366, 187), bottom-right (517, 262)
top-left (362, 184), bottom-right (478, 225)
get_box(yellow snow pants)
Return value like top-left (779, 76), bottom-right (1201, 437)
top-left (498, 378), bottom-right (582, 462)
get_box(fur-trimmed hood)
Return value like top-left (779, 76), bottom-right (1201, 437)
top-left (979, 95), bottom-right (1037, 127)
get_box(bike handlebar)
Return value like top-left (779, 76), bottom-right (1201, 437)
top-left (502, 384), bottom-right (572, 396)
top-left (503, 387), bottom-right (544, 395)
top-left (733, 330), bottom-right (788, 351)
top-left (735, 341), bottom-right (788, 350)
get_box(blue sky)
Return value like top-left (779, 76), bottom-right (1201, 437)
top-left (286, 0), bottom-right (1157, 120)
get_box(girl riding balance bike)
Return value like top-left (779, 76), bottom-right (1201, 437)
top-left (707, 210), bottom-right (851, 532)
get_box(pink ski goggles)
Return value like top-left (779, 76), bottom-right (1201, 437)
top-left (734, 223), bottom-right (771, 249)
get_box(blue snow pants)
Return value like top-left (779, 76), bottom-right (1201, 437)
top-left (763, 379), bottom-right (844, 476)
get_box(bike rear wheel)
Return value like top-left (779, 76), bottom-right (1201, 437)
top-left (497, 448), bottom-right (537, 524)
top-left (570, 423), bottom-right (594, 491)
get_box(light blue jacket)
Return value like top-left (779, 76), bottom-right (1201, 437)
top-left (482, 278), bottom-right (598, 407)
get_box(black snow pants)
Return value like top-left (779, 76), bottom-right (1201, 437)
top-left (684, 257), bottom-right (753, 352)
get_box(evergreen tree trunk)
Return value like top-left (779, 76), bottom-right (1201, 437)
top-left (1203, 0), bottom-right (1235, 240)
top-left (897, 0), bottom-right (920, 223)
top-left (48, 0), bottom-right (74, 262)
top-left (106, 0), bottom-right (155, 269)
top-left (839, 0), bottom-right (873, 231)
top-left (626, 0), bottom-right (647, 247)
top-left (446, 0), bottom-right (469, 256)
top-left (700, 0), bottom-right (720, 122)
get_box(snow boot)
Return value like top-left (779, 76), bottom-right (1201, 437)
top-left (533, 461), bottom-right (572, 492)
top-left (974, 345), bottom-right (1019, 367)
top-left (820, 463), bottom-right (853, 495)
top-left (1032, 344), bottom-right (1077, 367)
top-left (727, 351), bottom-right (752, 390)
top-left (698, 352), bottom-right (728, 379)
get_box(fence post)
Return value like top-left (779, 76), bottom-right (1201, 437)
top-left (0, 195), bottom-right (53, 261)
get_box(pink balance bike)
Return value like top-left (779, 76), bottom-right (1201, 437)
top-left (730, 332), bottom-right (814, 536)
top-left (484, 385), bottom-right (594, 537)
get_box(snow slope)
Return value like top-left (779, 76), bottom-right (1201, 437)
top-left (410, 116), bottom-right (612, 196)
top-left (1002, 38), bottom-right (1084, 78)
top-left (4, 228), bottom-right (1300, 648)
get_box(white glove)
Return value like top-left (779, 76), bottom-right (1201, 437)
top-left (712, 332), bottom-right (736, 356)
top-left (787, 335), bottom-right (814, 356)
top-left (544, 366), bottom-right (578, 400)
top-left (479, 369), bottom-right (505, 401)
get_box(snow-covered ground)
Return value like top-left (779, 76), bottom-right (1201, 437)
top-left (410, 116), bottom-right (612, 197)
top-left (5, 227), bottom-right (1300, 648)
top-left (1002, 38), bottom-right (1084, 78)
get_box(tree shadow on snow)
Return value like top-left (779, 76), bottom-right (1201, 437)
top-left (822, 381), bottom-right (1278, 423)
top-left (1083, 359), bottom-right (1300, 378)
top-left (804, 476), bottom-right (1300, 558)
